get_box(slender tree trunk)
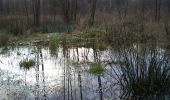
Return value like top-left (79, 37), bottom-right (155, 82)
top-left (0, 0), bottom-right (3, 15)
top-left (24, 71), bottom-right (27, 100)
top-left (141, 0), bottom-right (146, 19)
top-left (64, 58), bottom-right (66, 100)
top-left (123, 0), bottom-right (129, 18)
top-left (98, 75), bottom-right (103, 100)
top-left (65, 0), bottom-right (70, 23)
top-left (35, 49), bottom-right (40, 100)
top-left (155, 0), bottom-right (161, 22)
top-left (168, 1), bottom-right (170, 13)
top-left (76, 48), bottom-right (83, 100)
top-left (60, 0), bottom-right (70, 23)
top-left (24, 0), bottom-right (29, 23)
top-left (74, 71), bottom-right (77, 100)
top-left (70, 73), bottom-right (73, 100)
top-left (72, 0), bottom-right (78, 22)
top-left (89, 0), bottom-right (98, 26)
top-left (35, 0), bottom-right (41, 26)
top-left (78, 71), bottom-right (83, 100)
top-left (158, 0), bottom-right (161, 21)
top-left (66, 52), bottom-right (70, 100)
top-left (40, 49), bottom-right (47, 100)
top-left (32, 0), bottom-right (41, 26)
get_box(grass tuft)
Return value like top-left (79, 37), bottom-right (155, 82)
top-left (19, 59), bottom-right (36, 70)
top-left (49, 35), bottom-right (61, 51)
top-left (117, 47), bottom-right (170, 98)
top-left (89, 62), bottom-right (104, 74)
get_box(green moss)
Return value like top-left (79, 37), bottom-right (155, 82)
top-left (89, 62), bottom-right (104, 74)
top-left (19, 59), bottom-right (36, 70)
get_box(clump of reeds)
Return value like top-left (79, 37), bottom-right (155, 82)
top-left (89, 62), bottom-right (104, 74)
top-left (49, 35), bottom-right (61, 52)
top-left (116, 47), bottom-right (170, 99)
top-left (19, 59), bottom-right (36, 70)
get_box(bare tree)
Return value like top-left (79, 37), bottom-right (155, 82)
top-left (89, 0), bottom-right (98, 26)
top-left (32, 0), bottom-right (41, 26)
top-left (0, 0), bottom-right (3, 15)
top-left (58, 0), bottom-right (71, 23)
top-left (168, 1), bottom-right (170, 13)
top-left (115, 0), bottom-right (129, 19)
top-left (71, 0), bottom-right (78, 22)
top-left (58, 0), bottom-right (78, 23)
top-left (155, 0), bottom-right (161, 21)
top-left (140, 0), bottom-right (146, 18)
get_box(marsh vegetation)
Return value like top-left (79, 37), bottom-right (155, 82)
top-left (0, 0), bottom-right (170, 100)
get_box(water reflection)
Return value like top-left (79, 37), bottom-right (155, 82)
top-left (0, 43), bottom-right (169, 100)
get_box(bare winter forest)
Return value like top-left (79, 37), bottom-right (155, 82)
top-left (0, 0), bottom-right (170, 100)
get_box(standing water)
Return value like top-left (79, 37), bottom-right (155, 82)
top-left (0, 43), bottom-right (169, 100)
top-left (0, 45), bottom-right (119, 100)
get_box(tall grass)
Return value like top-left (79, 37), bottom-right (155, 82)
top-left (49, 35), bottom-right (61, 56)
top-left (115, 46), bottom-right (170, 99)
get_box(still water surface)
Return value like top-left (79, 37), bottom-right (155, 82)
top-left (0, 45), bottom-right (119, 100)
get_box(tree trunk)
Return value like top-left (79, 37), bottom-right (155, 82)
top-left (0, 0), bottom-right (3, 15)
top-left (72, 0), bottom-right (78, 22)
top-left (78, 71), bottom-right (83, 100)
top-left (40, 49), bottom-right (47, 100)
top-left (35, 0), bottom-right (41, 26)
top-left (60, 0), bottom-right (70, 23)
top-left (141, 0), bottom-right (146, 18)
top-left (89, 0), bottom-right (98, 26)
top-left (35, 48), bottom-right (40, 100)
top-left (32, 0), bottom-right (41, 27)
top-left (155, 0), bottom-right (161, 22)
top-left (24, 0), bottom-right (29, 24)
top-left (158, 0), bottom-right (161, 21)
top-left (98, 75), bottom-right (103, 100)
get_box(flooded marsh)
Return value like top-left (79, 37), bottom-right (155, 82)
top-left (0, 42), bottom-right (169, 100)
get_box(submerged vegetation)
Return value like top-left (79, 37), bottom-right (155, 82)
top-left (19, 59), bottom-right (36, 70)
